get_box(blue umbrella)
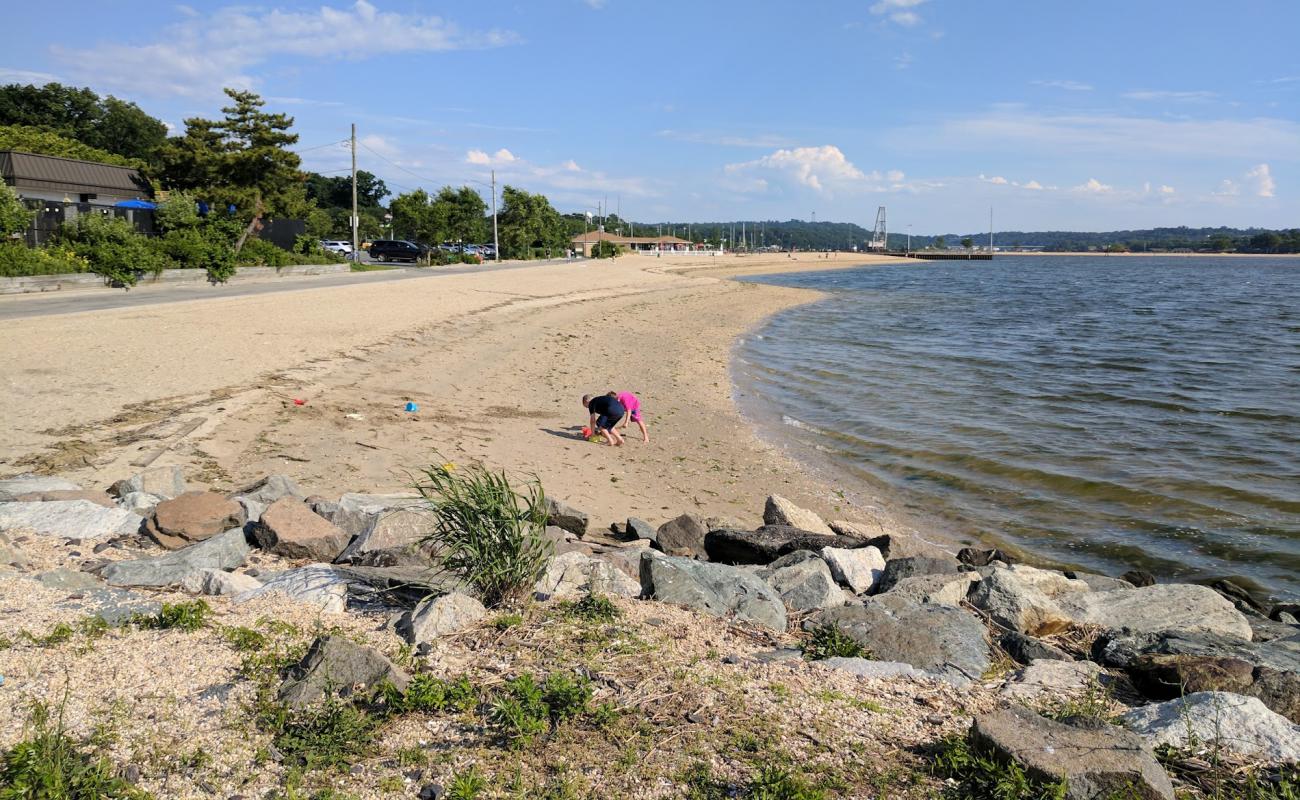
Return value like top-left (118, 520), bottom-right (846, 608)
top-left (114, 199), bottom-right (157, 209)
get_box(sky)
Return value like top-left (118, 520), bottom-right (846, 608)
top-left (4, 0), bottom-right (1298, 233)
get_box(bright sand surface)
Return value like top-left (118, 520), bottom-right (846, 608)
top-left (0, 252), bottom-right (921, 536)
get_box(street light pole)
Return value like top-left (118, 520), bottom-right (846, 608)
top-left (491, 169), bottom-right (500, 262)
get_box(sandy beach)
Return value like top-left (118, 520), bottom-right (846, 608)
top-left (0, 251), bottom-right (918, 539)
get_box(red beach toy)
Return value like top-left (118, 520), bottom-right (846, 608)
top-left (581, 427), bottom-right (592, 438)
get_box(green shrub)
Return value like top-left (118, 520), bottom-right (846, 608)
top-left (0, 181), bottom-right (32, 237)
top-left (414, 463), bottom-right (553, 608)
top-left (590, 239), bottom-right (621, 259)
top-left (236, 236), bottom-right (294, 268)
top-left (931, 733), bottom-right (1067, 800)
top-left (0, 243), bottom-right (90, 277)
top-left (154, 191), bottom-right (202, 233)
top-left (220, 625), bottom-right (269, 652)
top-left (487, 673), bottom-right (549, 748)
top-left (152, 228), bottom-right (236, 282)
top-left (133, 600), bottom-right (211, 632)
top-left (54, 214), bottom-right (171, 285)
top-left (0, 700), bottom-right (152, 799)
top-left (390, 674), bottom-right (479, 714)
top-left (458, 251), bottom-right (481, 264)
top-left (558, 594), bottom-right (621, 623)
top-left (263, 695), bottom-right (379, 772)
top-left (802, 624), bottom-right (865, 661)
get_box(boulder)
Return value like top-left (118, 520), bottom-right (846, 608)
top-left (763, 495), bottom-right (832, 536)
top-left (13, 489), bottom-right (116, 508)
top-left (820, 545), bottom-right (885, 594)
top-left (813, 593), bottom-right (991, 685)
top-left (0, 500), bottom-right (142, 540)
top-left (882, 572), bottom-right (981, 607)
top-left (957, 547), bottom-right (1017, 567)
top-left (655, 514), bottom-right (709, 557)
top-left (597, 547), bottom-right (646, 584)
top-left (1058, 584), bottom-right (1252, 640)
top-left (535, 551), bottom-right (640, 599)
top-left (1121, 692), bottom-right (1300, 764)
top-left (874, 555), bottom-right (965, 594)
top-left (398, 592), bottom-right (488, 645)
top-left (0, 474), bottom-right (81, 501)
top-left (818, 658), bottom-right (928, 680)
top-left (1006, 564), bottom-right (1092, 597)
top-left (1001, 659), bottom-right (1104, 702)
top-left (545, 498), bottom-right (589, 537)
top-left (236, 564), bottom-right (350, 613)
top-left (640, 551), bottom-right (787, 631)
top-left (35, 567), bottom-right (105, 592)
top-left (756, 551), bottom-right (843, 612)
top-left (307, 496), bottom-right (376, 540)
top-left (55, 587), bottom-right (160, 625)
top-left (1001, 631), bottom-right (1074, 664)
top-left (970, 706), bottom-right (1174, 800)
top-left (334, 508), bottom-right (434, 566)
top-left (109, 466), bottom-right (187, 501)
top-left (97, 528), bottom-right (249, 587)
top-left (1121, 570), bottom-right (1157, 587)
top-left (181, 568), bottom-right (263, 596)
top-left (970, 569), bottom-right (1073, 636)
top-left (252, 498), bottom-right (350, 561)
top-left (231, 474), bottom-right (304, 507)
top-left (626, 517), bottom-right (657, 544)
top-left (278, 635), bottom-right (410, 709)
top-left (117, 492), bottom-right (162, 516)
top-left (1064, 571), bottom-right (1136, 593)
top-left (704, 525), bottom-right (867, 565)
top-left (1126, 653), bottom-right (1256, 699)
top-left (0, 533), bottom-right (29, 569)
top-left (147, 492), bottom-right (245, 549)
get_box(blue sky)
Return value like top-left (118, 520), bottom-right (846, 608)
top-left (4, 0), bottom-right (1298, 232)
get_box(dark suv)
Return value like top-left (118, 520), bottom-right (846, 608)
top-left (368, 240), bottom-right (424, 262)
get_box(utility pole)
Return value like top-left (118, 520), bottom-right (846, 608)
top-left (989, 206), bottom-right (994, 253)
top-left (491, 169), bottom-right (500, 262)
top-left (350, 123), bottom-right (358, 257)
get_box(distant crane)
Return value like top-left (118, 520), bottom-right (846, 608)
top-left (868, 206), bottom-right (887, 250)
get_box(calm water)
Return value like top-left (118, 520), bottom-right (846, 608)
top-left (737, 257), bottom-right (1300, 601)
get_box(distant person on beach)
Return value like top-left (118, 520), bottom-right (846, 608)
top-left (609, 390), bottom-right (649, 443)
top-left (582, 393), bottom-right (626, 446)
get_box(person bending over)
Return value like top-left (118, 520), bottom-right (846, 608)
top-left (582, 393), bottom-right (626, 447)
top-left (609, 391), bottom-right (649, 443)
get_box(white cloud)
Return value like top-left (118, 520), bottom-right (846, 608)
top-left (982, 175), bottom-right (1009, 185)
top-left (360, 134), bottom-right (401, 159)
top-left (52, 1), bottom-right (520, 98)
top-left (1074, 178), bottom-right (1113, 194)
top-left (1159, 185), bottom-right (1176, 195)
top-left (465, 148), bottom-right (517, 166)
top-left (1031, 79), bottom-right (1093, 92)
top-left (1214, 179), bottom-right (1239, 197)
top-left (885, 170), bottom-right (905, 182)
top-left (1122, 89), bottom-right (1217, 101)
top-left (1246, 163), bottom-right (1275, 197)
top-left (870, 0), bottom-right (928, 26)
top-left (0, 68), bottom-right (63, 86)
top-left (1023, 180), bottom-right (1044, 190)
top-left (725, 145), bottom-right (867, 193)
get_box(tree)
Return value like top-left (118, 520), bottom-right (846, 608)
top-left (1249, 232), bottom-right (1282, 253)
top-left (0, 82), bottom-right (167, 166)
top-left (0, 180), bottom-right (32, 238)
top-left (389, 189), bottom-right (439, 243)
top-left (305, 170), bottom-right (388, 210)
top-left (497, 186), bottom-right (566, 259)
top-left (960, 236), bottom-right (974, 251)
top-left (0, 125), bottom-right (146, 170)
top-left (434, 186), bottom-right (488, 243)
top-left (933, 236), bottom-right (947, 250)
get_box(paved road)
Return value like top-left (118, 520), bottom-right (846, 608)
top-left (0, 258), bottom-right (580, 321)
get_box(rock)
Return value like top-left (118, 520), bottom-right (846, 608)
top-left (334, 508), bottom-right (433, 566)
top-left (1058, 584), bottom-right (1252, 640)
top-left (1095, 630), bottom-right (1300, 674)
top-left (828, 520), bottom-right (878, 538)
top-left (535, 551), bottom-right (640, 599)
top-left (331, 565), bottom-right (466, 607)
top-left (13, 489), bottom-right (117, 508)
top-left (626, 517), bottom-right (657, 544)
top-left (597, 547), bottom-right (645, 584)
top-left (0, 500), bottom-right (142, 541)
top-left (1006, 564), bottom-right (1092, 597)
top-left (655, 514), bottom-right (709, 557)
top-left (1272, 604), bottom-right (1300, 623)
top-left (236, 565), bottom-right (350, 613)
top-left (957, 547), bottom-right (1017, 567)
top-left (398, 592), bottom-right (487, 645)
top-left (181, 568), bottom-right (263, 596)
top-left (763, 495), bottom-right (833, 536)
top-left (1121, 692), bottom-right (1300, 764)
top-left (230, 474), bottom-right (304, 507)
top-left (1061, 570), bottom-right (1133, 594)
top-left (418, 784), bottom-right (445, 800)
top-left (0, 474), bottom-right (82, 501)
top-left (883, 572), bottom-right (980, 607)
top-left (1001, 659), bottom-right (1104, 702)
top-left (55, 587), bottom-right (160, 625)
top-left (874, 555), bottom-right (965, 594)
top-left (640, 551), bottom-right (787, 631)
top-left (1208, 578), bottom-right (1270, 615)
top-left (35, 567), bottom-right (105, 592)
top-left (545, 498), bottom-right (589, 537)
top-left (0, 533), bottom-right (29, 568)
top-left (756, 551), bottom-right (843, 612)
top-left (818, 658), bottom-right (927, 680)
top-left (109, 466), bottom-right (187, 501)
top-left (252, 498), bottom-right (350, 561)
top-left (820, 545), bottom-right (885, 594)
top-left (278, 635), bottom-right (410, 709)
top-left (117, 492), bottom-right (162, 516)
top-left (970, 706), bottom-right (1174, 800)
top-left (1001, 631), bottom-right (1074, 664)
top-left (1121, 569), bottom-right (1157, 587)
top-left (970, 569), bottom-right (1073, 636)
top-left (813, 594), bottom-right (991, 685)
top-left (704, 526), bottom-right (868, 565)
top-left (98, 528), bottom-right (249, 587)
top-left (1126, 653), bottom-right (1256, 699)
top-left (147, 492), bottom-right (245, 549)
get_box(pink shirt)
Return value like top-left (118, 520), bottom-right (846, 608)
top-left (616, 392), bottom-right (640, 412)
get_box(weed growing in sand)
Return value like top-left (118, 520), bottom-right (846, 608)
top-left (220, 625), bottom-right (269, 652)
top-left (557, 593), bottom-right (621, 623)
top-left (802, 623), bottom-right (865, 661)
top-left (262, 694), bottom-right (379, 772)
top-left (1, 699), bottom-right (152, 799)
top-left (387, 674), bottom-right (480, 714)
top-left (681, 761), bottom-right (829, 800)
top-left (931, 733), bottom-right (1067, 800)
top-left (1036, 678), bottom-right (1119, 725)
top-left (1155, 744), bottom-right (1299, 800)
top-left (487, 671), bottom-right (594, 749)
top-left (414, 462), bottom-right (553, 607)
top-left (492, 612), bottom-right (524, 630)
top-left (446, 766), bottom-right (488, 799)
top-left (133, 600), bottom-right (211, 632)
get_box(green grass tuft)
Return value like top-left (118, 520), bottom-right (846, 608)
top-left (558, 594), bottom-right (621, 623)
top-left (801, 623), bottom-right (865, 661)
top-left (931, 733), bottom-right (1067, 800)
top-left (133, 600), bottom-right (211, 632)
top-left (0, 700), bottom-right (152, 799)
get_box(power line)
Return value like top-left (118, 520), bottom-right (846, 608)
top-left (291, 139), bottom-right (350, 154)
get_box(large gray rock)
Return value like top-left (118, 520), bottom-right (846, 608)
top-left (545, 498), bottom-right (589, 537)
top-left (535, 551), bottom-right (640, 598)
top-left (252, 498), bottom-right (350, 561)
top-left (117, 491), bottom-right (162, 516)
top-left (334, 508), bottom-right (434, 566)
top-left (640, 551), bottom-right (787, 631)
top-left (109, 466), bottom-right (187, 501)
top-left (12, 489), bottom-right (116, 508)
top-left (55, 587), bottom-right (160, 625)
top-left (1001, 659), bottom-right (1104, 703)
top-left (971, 706), bottom-right (1174, 799)
top-left (874, 555), bottom-right (965, 594)
top-left (970, 569), bottom-right (1073, 636)
top-left (1065, 571), bottom-right (1135, 593)
top-left (0, 533), bottom-right (29, 569)
top-left (820, 545), bottom-right (885, 594)
top-left (1058, 584), bottom-right (1252, 640)
top-left (278, 635), bottom-right (410, 709)
top-left (813, 593), bottom-right (991, 685)
top-left (236, 564), bottom-right (350, 613)
top-left (763, 495), bottom-right (832, 536)
top-left (882, 572), bottom-right (980, 606)
top-left (0, 500), bottom-right (142, 540)
top-left (0, 474), bottom-right (81, 501)
top-left (818, 658), bottom-right (927, 680)
top-left (704, 525), bottom-right (868, 565)
top-left (398, 592), bottom-right (488, 645)
top-left (146, 492), bottom-right (246, 549)
top-left (1006, 564), bottom-right (1092, 597)
top-left (98, 528), bottom-right (249, 587)
top-left (1001, 630), bottom-right (1074, 663)
top-left (655, 514), bottom-right (709, 557)
top-left (757, 551), bottom-right (843, 612)
top-left (1120, 692), bottom-right (1300, 764)
top-left (626, 517), bottom-right (656, 544)
top-left (35, 567), bottom-right (105, 592)
top-left (181, 568), bottom-right (262, 596)
top-left (231, 474), bottom-right (304, 506)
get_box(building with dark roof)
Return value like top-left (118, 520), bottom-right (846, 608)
top-left (570, 230), bottom-right (696, 257)
top-left (0, 150), bottom-right (149, 205)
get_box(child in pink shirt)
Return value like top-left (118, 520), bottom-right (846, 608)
top-left (612, 391), bottom-right (649, 443)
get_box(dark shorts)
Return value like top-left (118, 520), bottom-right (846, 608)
top-left (596, 414), bottom-right (618, 431)
top-left (627, 408), bottom-right (642, 422)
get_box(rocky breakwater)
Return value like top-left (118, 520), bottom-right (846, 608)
top-left (2, 475), bottom-right (1297, 798)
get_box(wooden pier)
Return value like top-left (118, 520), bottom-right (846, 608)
top-left (886, 251), bottom-right (993, 260)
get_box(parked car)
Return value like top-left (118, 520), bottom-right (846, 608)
top-left (319, 240), bottom-right (353, 255)
top-left (368, 239), bottom-right (425, 263)
top-left (479, 245), bottom-right (496, 259)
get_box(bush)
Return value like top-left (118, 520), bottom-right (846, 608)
top-left (133, 600), bottom-right (211, 631)
top-left (0, 700), bottom-right (152, 799)
top-left (415, 463), bottom-right (553, 608)
top-left (0, 181), bottom-right (32, 237)
top-left (154, 191), bottom-right (202, 233)
top-left (558, 594), bottom-right (621, 623)
top-left (236, 236), bottom-right (294, 268)
top-left (591, 240), bottom-right (621, 259)
top-left (0, 243), bottom-right (89, 277)
top-left (152, 228), bottom-right (236, 282)
top-left (802, 624), bottom-right (865, 661)
top-left (54, 214), bottom-right (171, 286)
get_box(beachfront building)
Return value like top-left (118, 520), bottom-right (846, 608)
top-left (570, 230), bottom-right (699, 257)
top-left (1, 150), bottom-right (154, 245)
